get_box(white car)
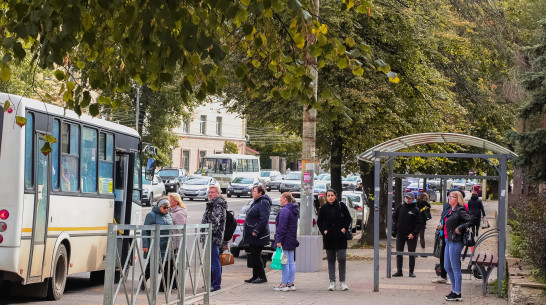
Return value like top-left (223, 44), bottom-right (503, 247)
top-left (179, 176), bottom-right (220, 201)
top-left (259, 170), bottom-right (282, 191)
top-left (342, 191), bottom-right (370, 229)
top-left (142, 174), bottom-right (166, 206)
top-left (340, 195), bottom-right (359, 232)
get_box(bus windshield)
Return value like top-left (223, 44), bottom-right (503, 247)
top-left (201, 158), bottom-right (232, 174)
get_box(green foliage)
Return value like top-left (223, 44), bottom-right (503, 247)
top-left (223, 141), bottom-right (239, 154)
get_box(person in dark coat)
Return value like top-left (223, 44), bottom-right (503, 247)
top-left (317, 189), bottom-right (352, 291)
top-left (437, 190), bottom-right (474, 301)
top-left (467, 190), bottom-right (485, 236)
top-left (142, 197), bottom-right (173, 290)
top-left (273, 192), bottom-right (299, 291)
top-left (243, 185), bottom-right (272, 284)
top-left (416, 193), bottom-right (432, 252)
top-left (200, 185), bottom-right (227, 292)
top-left (392, 192), bottom-right (424, 278)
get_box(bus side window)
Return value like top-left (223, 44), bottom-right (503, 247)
top-left (52, 119), bottom-right (60, 189)
top-left (98, 133), bottom-right (114, 195)
top-left (61, 123), bottom-right (80, 192)
top-left (24, 112), bottom-right (34, 189)
top-left (81, 127), bottom-right (98, 193)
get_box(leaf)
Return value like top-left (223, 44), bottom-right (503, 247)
top-left (97, 95), bottom-right (109, 105)
top-left (54, 69), bottom-right (65, 81)
top-left (387, 71), bottom-right (400, 83)
top-left (81, 91), bottom-right (91, 108)
top-left (1, 65), bottom-right (11, 82)
top-left (240, 0), bottom-right (251, 6)
top-left (243, 24), bottom-right (253, 36)
top-left (337, 57), bottom-right (349, 69)
top-left (352, 66), bottom-right (364, 76)
top-left (345, 37), bottom-right (356, 48)
top-left (251, 59), bottom-right (261, 68)
top-left (77, 61), bottom-right (86, 69)
top-left (82, 12), bottom-right (92, 30)
top-left (67, 81), bottom-right (75, 91)
top-left (288, 0), bottom-right (302, 12)
top-left (44, 134), bottom-right (57, 144)
top-left (89, 103), bottom-right (100, 117)
top-left (3, 100), bottom-right (9, 112)
top-left (15, 116), bottom-right (27, 127)
top-left (40, 142), bottom-right (53, 156)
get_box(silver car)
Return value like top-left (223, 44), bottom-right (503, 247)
top-left (142, 174), bottom-right (166, 206)
top-left (179, 176), bottom-right (220, 201)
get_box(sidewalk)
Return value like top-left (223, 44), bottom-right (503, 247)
top-left (189, 200), bottom-right (505, 305)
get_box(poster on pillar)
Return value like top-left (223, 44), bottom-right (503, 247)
top-left (301, 160), bottom-right (314, 192)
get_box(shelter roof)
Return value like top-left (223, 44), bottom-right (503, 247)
top-left (357, 133), bottom-right (517, 162)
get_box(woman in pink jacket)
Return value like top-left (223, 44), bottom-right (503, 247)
top-left (169, 193), bottom-right (187, 250)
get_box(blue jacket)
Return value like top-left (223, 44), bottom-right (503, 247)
top-left (275, 202), bottom-right (299, 251)
top-left (243, 194), bottom-right (272, 246)
top-left (143, 205), bottom-right (173, 257)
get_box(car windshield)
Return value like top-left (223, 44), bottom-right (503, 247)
top-left (344, 176), bottom-right (358, 181)
top-left (158, 169), bottom-right (179, 177)
top-left (322, 175), bottom-right (331, 181)
top-left (285, 172), bottom-right (301, 180)
top-left (260, 172), bottom-right (271, 177)
top-left (347, 195), bottom-right (361, 203)
top-left (185, 179), bottom-right (209, 185)
top-left (453, 179), bottom-right (466, 184)
top-left (315, 184), bottom-right (328, 190)
top-left (232, 177), bottom-right (254, 184)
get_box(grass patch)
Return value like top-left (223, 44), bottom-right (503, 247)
top-left (349, 241), bottom-right (386, 249)
top-left (430, 201), bottom-right (443, 205)
top-left (489, 279), bottom-right (508, 298)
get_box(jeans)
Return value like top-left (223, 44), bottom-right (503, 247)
top-left (444, 240), bottom-right (464, 294)
top-left (249, 244), bottom-right (266, 280)
top-left (281, 250), bottom-right (295, 285)
top-left (326, 249), bottom-right (346, 282)
top-left (396, 235), bottom-right (418, 273)
top-left (211, 244), bottom-right (222, 290)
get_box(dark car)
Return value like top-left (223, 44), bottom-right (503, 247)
top-left (226, 177), bottom-right (261, 198)
top-left (157, 167), bottom-right (187, 193)
top-left (290, 182), bottom-right (330, 199)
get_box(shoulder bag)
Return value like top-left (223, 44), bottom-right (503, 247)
top-left (463, 229), bottom-right (475, 247)
top-left (433, 231), bottom-right (444, 258)
top-left (220, 251), bottom-right (234, 266)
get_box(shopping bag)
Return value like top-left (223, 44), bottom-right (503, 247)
top-left (280, 249), bottom-right (288, 265)
top-left (481, 216), bottom-right (490, 229)
top-left (269, 247), bottom-right (282, 270)
top-left (220, 252), bottom-right (234, 266)
top-left (433, 231), bottom-right (444, 258)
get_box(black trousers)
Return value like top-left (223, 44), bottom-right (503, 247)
top-left (396, 236), bottom-right (418, 273)
top-left (248, 244), bottom-right (266, 280)
top-left (439, 239), bottom-right (447, 279)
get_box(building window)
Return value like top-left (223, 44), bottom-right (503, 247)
top-left (200, 115), bottom-right (207, 135)
top-left (199, 150), bottom-right (207, 168)
top-left (182, 150), bottom-right (190, 171)
top-left (183, 117), bottom-right (190, 133)
top-left (216, 117), bottom-right (222, 136)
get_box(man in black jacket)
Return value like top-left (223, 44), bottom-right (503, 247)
top-left (392, 192), bottom-right (424, 277)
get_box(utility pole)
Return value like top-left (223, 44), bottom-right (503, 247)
top-left (296, 0), bottom-right (321, 273)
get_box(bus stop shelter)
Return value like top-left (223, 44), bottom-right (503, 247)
top-left (357, 133), bottom-right (517, 297)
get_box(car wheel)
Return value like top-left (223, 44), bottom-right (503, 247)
top-left (227, 194), bottom-right (232, 198)
top-left (231, 248), bottom-right (240, 257)
top-left (267, 187), bottom-right (271, 192)
top-left (46, 244), bottom-right (68, 300)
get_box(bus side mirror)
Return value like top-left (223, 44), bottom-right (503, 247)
top-left (145, 158), bottom-right (156, 181)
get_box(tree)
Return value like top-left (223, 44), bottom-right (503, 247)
top-left (223, 141), bottom-right (239, 154)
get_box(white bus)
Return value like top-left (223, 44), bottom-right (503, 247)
top-left (198, 154), bottom-right (260, 192)
top-left (0, 93), bottom-right (146, 300)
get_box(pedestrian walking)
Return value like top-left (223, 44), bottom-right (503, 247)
top-left (317, 189), bottom-right (352, 291)
top-left (200, 185), bottom-right (227, 292)
top-left (467, 190), bottom-right (485, 236)
top-left (437, 190), bottom-right (474, 301)
top-left (392, 192), bottom-right (424, 277)
top-left (243, 185), bottom-right (272, 284)
top-left (416, 193), bottom-right (431, 253)
top-left (142, 197), bottom-right (173, 290)
top-left (273, 192), bottom-right (299, 292)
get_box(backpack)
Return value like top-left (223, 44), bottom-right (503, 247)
top-left (223, 210), bottom-right (237, 242)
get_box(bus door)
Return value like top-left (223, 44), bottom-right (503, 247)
top-left (114, 151), bottom-right (137, 267)
top-left (27, 136), bottom-right (50, 281)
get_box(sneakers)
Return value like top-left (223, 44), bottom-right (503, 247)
top-left (340, 282), bottom-right (349, 291)
top-left (273, 283), bottom-right (286, 291)
top-left (431, 278), bottom-right (447, 284)
top-left (446, 278), bottom-right (451, 285)
top-left (285, 283), bottom-right (296, 291)
top-left (328, 281), bottom-right (336, 291)
top-left (408, 272), bottom-right (416, 278)
top-left (445, 292), bottom-right (462, 301)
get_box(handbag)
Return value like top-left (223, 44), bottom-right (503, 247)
top-left (345, 229), bottom-right (353, 240)
top-left (481, 216), bottom-right (490, 229)
top-left (433, 231), bottom-right (444, 258)
top-left (280, 248), bottom-right (288, 265)
top-left (220, 252), bottom-right (234, 266)
top-left (463, 229), bottom-right (476, 247)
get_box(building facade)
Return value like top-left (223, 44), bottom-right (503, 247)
top-left (171, 99), bottom-right (247, 174)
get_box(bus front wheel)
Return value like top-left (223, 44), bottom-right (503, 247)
top-left (46, 244), bottom-right (67, 300)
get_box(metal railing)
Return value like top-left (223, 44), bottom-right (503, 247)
top-left (103, 223), bottom-right (212, 305)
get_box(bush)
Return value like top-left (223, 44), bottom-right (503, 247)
top-left (508, 195), bottom-right (546, 280)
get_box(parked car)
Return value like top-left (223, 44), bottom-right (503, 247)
top-left (157, 167), bottom-right (187, 193)
top-left (269, 174), bottom-right (285, 192)
top-left (142, 174), bottom-right (166, 206)
top-left (342, 191), bottom-right (370, 229)
top-left (339, 196), bottom-right (358, 232)
top-left (179, 176), bottom-right (220, 201)
top-left (259, 170), bottom-right (281, 191)
top-left (342, 175), bottom-right (362, 190)
top-left (226, 177), bottom-right (261, 198)
top-left (315, 173), bottom-right (329, 181)
top-left (279, 171), bottom-right (302, 193)
top-left (465, 179), bottom-right (479, 191)
top-left (290, 182), bottom-right (330, 199)
top-left (405, 182), bottom-right (438, 202)
top-left (451, 179), bottom-right (466, 191)
top-left (230, 197), bottom-right (320, 257)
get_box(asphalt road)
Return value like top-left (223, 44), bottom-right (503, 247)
top-left (2, 191), bottom-right (282, 305)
